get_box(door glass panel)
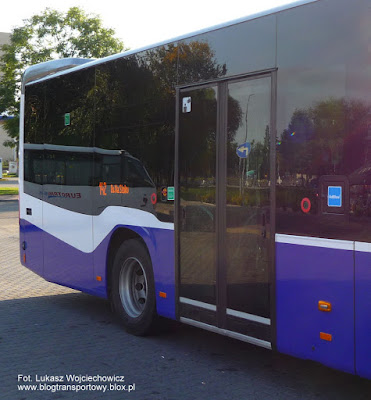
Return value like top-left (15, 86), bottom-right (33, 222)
top-left (179, 86), bottom-right (217, 305)
top-left (226, 77), bottom-right (271, 317)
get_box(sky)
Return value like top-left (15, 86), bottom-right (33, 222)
top-left (1, 0), bottom-right (299, 50)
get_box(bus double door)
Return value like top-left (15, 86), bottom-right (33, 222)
top-left (177, 74), bottom-right (274, 347)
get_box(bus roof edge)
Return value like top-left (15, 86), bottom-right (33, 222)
top-left (21, 58), bottom-right (93, 93)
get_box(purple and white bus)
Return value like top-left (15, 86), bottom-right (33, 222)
top-left (19, 0), bottom-right (370, 379)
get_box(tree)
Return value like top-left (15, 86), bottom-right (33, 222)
top-left (0, 7), bottom-right (126, 147)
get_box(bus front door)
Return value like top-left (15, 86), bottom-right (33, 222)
top-left (177, 74), bottom-right (274, 348)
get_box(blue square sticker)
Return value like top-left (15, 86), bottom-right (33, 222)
top-left (328, 186), bottom-right (342, 207)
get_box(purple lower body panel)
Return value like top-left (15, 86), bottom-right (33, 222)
top-left (276, 240), bottom-right (355, 375)
top-left (20, 219), bottom-right (44, 277)
top-left (19, 219), bottom-right (176, 320)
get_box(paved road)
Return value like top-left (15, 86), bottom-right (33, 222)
top-left (0, 176), bottom-right (18, 187)
top-left (1, 201), bottom-right (371, 400)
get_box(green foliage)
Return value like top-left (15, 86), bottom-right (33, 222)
top-left (2, 116), bottom-right (19, 147)
top-left (0, 187), bottom-right (19, 195)
top-left (0, 7), bottom-right (126, 146)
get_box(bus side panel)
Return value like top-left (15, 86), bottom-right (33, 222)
top-left (19, 219), bottom-right (44, 277)
top-left (147, 227), bottom-right (176, 320)
top-left (355, 246), bottom-right (371, 380)
top-left (20, 219), bottom-right (104, 297)
top-left (19, 218), bottom-right (26, 266)
top-left (43, 230), bottom-right (95, 295)
top-left (41, 199), bottom-right (96, 295)
top-left (19, 189), bottom-right (44, 276)
top-left (276, 240), bottom-right (355, 374)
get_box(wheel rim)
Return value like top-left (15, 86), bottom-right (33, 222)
top-left (119, 257), bottom-right (148, 318)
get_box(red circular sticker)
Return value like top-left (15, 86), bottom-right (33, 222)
top-left (301, 197), bottom-right (311, 213)
top-left (151, 193), bottom-right (157, 205)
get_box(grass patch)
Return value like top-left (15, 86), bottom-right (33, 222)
top-left (0, 187), bottom-right (19, 195)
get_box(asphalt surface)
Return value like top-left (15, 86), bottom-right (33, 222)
top-left (0, 176), bottom-right (18, 187)
top-left (1, 200), bottom-right (371, 400)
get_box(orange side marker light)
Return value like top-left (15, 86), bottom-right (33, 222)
top-left (159, 291), bottom-right (167, 298)
top-left (96, 276), bottom-right (102, 282)
top-left (320, 332), bottom-right (332, 342)
top-left (23, 254), bottom-right (26, 263)
top-left (318, 301), bottom-right (332, 312)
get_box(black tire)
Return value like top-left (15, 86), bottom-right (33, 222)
top-left (111, 239), bottom-right (157, 336)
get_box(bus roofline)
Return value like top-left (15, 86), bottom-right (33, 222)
top-left (21, 58), bottom-right (93, 93)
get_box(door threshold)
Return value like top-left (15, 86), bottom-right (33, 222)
top-left (180, 317), bottom-right (272, 350)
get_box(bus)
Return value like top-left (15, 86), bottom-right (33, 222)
top-left (19, 0), bottom-right (370, 379)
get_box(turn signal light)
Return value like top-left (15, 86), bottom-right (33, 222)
top-left (96, 276), bottom-right (102, 282)
top-left (159, 291), bottom-right (167, 298)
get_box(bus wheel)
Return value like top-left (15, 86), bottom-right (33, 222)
top-left (111, 239), bottom-right (157, 335)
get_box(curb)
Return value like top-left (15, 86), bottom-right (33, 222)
top-left (0, 195), bottom-right (19, 201)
